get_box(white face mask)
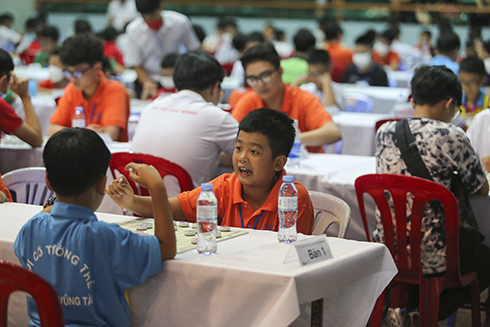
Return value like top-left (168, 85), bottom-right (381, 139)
top-left (374, 42), bottom-right (389, 56)
top-left (352, 53), bottom-right (372, 70)
top-left (484, 58), bottom-right (490, 75)
top-left (49, 65), bottom-right (64, 83)
top-left (159, 76), bottom-right (175, 89)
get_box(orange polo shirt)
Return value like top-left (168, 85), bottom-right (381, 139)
top-left (177, 170), bottom-right (314, 235)
top-left (228, 87), bottom-right (253, 109)
top-left (325, 41), bottom-right (353, 81)
top-left (373, 51), bottom-right (399, 68)
top-left (232, 84), bottom-right (333, 153)
top-left (50, 71), bottom-right (130, 142)
top-left (0, 174), bottom-right (12, 202)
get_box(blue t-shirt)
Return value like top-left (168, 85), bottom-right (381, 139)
top-left (14, 202), bottom-right (162, 327)
top-left (427, 55), bottom-right (459, 75)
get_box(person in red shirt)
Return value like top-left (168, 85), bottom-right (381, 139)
top-left (232, 43), bottom-right (341, 153)
top-left (106, 109), bottom-right (315, 234)
top-left (373, 29), bottom-right (400, 71)
top-left (0, 173), bottom-right (12, 202)
top-left (322, 21), bottom-right (354, 82)
top-left (102, 26), bottom-right (124, 67)
top-left (48, 33), bottom-right (129, 142)
top-left (0, 49), bottom-right (43, 147)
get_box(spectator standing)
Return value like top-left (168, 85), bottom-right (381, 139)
top-left (428, 32), bottom-right (460, 74)
top-left (107, 0), bottom-right (138, 32)
top-left (322, 21), bottom-right (353, 82)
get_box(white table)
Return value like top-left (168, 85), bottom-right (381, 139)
top-left (1, 202), bottom-right (397, 327)
top-left (330, 112), bottom-right (390, 156)
top-left (340, 85), bottom-right (410, 114)
top-left (387, 71), bottom-right (412, 88)
top-left (287, 154), bottom-right (490, 247)
top-left (10, 94), bottom-right (57, 136)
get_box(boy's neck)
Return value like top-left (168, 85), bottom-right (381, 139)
top-left (82, 73), bottom-right (101, 100)
top-left (56, 196), bottom-right (99, 212)
top-left (241, 176), bottom-right (278, 212)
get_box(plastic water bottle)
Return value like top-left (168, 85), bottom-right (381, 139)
top-left (278, 175), bottom-right (298, 243)
top-left (127, 113), bottom-right (139, 141)
top-left (72, 106), bottom-right (86, 128)
top-left (288, 120), bottom-right (301, 168)
top-left (196, 183), bottom-right (218, 254)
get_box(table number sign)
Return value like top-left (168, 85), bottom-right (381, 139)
top-left (293, 235), bottom-right (333, 266)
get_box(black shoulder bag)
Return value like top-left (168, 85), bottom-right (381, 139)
top-left (394, 120), bottom-right (484, 254)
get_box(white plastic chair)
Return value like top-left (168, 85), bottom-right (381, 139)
top-left (3, 168), bottom-right (53, 205)
top-left (308, 191), bottom-right (351, 238)
top-left (344, 93), bottom-right (375, 113)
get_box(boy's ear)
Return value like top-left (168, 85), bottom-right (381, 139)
top-left (44, 173), bottom-right (54, 192)
top-left (96, 175), bottom-right (107, 195)
top-left (274, 155), bottom-right (287, 172)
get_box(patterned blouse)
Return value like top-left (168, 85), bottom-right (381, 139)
top-left (374, 117), bottom-right (486, 274)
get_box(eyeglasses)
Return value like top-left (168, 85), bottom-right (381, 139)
top-left (460, 81), bottom-right (481, 88)
top-left (453, 107), bottom-right (462, 120)
top-left (63, 64), bottom-right (93, 80)
top-left (245, 70), bottom-right (276, 87)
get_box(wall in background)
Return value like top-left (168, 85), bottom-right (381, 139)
top-left (4, 0), bottom-right (36, 32)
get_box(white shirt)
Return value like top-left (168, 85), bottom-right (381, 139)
top-left (107, 0), bottom-right (138, 32)
top-left (124, 11), bottom-right (200, 80)
top-left (273, 41), bottom-right (294, 59)
top-left (229, 60), bottom-right (244, 85)
top-left (467, 109), bottom-right (490, 166)
top-left (131, 90), bottom-right (239, 196)
top-left (0, 26), bottom-right (21, 49)
top-left (300, 81), bottom-right (345, 110)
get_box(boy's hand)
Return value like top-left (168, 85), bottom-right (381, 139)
top-left (10, 75), bottom-right (30, 99)
top-left (105, 174), bottom-right (135, 208)
top-left (125, 162), bottom-right (163, 191)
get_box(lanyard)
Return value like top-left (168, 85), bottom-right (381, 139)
top-left (464, 101), bottom-right (477, 113)
top-left (89, 103), bottom-right (97, 123)
top-left (239, 203), bottom-right (264, 229)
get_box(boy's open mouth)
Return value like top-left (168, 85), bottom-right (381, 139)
top-left (239, 167), bottom-right (252, 175)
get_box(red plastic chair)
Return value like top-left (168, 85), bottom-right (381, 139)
top-left (355, 174), bottom-right (481, 327)
top-left (0, 261), bottom-right (64, 327)
top-left (374, 118), bottom-right (403, 133)
top-left (109, 152), bottom-right (194, 197)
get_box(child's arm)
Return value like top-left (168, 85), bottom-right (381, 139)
top-left (106, 174), bottom-right (155, 217)
top-left (125, 163), bottom-right (177, 259)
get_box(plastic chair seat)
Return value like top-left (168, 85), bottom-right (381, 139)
top-left (344, 93), bottom-right (375, 113)
top-left (3, 167), bottom-right (53, 205)
top-left (308, 191), bottom-right (351, 238)
top-left (355, 174), bottom-right (481, 327)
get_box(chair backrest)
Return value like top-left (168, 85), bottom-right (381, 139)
top-left (344, 93), bottom-right (375, 113)
top-left (109, 152), bottom-right (194, 196)
top-left (355, 174), bottom-right (462, 280)
top-left (323, 140), bottom-right (343, 155)
top-left (308, 191), bottom-right (351, 238)
top-left (0, 261), bottom-right (64, 327)
top-left (3, 167), bottom-right (53, 205)
top-left (374, 118), bottom-right (403, 133)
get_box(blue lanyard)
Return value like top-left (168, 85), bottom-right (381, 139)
top-left (239, 203), bottom-right (264, 229)
top-left (89, 103), bottom-right (97, 123)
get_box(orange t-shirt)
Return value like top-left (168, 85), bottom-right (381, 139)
top-left (373, 51), bottom-right (399, 68)
top-left (228, 87), bottom-right (253, 109)
top-left (232, 84), bottom-right (333, 153)
top-left (0, 174), bottom-right (13, 202)
top-left (50, 71), bottom-right (130, 142)
top-left (177, 170), bottom-right (314, 234)
top-left (325, 41), bottom-right (354, 81)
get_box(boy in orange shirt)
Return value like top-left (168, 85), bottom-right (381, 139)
top-left (48, 33), bottom-right (130, 142)
top-left (106, 109), bottom-right (315, 234)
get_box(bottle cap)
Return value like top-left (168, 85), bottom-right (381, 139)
top-left (201, 183), bottom-right (213, 191)
top-left (75, 106), bottom-right (84, 112)
top-left (283, 175), bottom-right (294, 183)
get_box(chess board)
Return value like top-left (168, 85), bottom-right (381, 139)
top-left (118, 219), bottom-right (248, 254)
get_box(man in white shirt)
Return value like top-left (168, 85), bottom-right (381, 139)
top-left (125, 0), bottom-right (201, 100)
top-left (131, 51), bottom-right (238, 196)
top-left (106, 0), bottom-right (139, 32)
top-left (292, 49), bottom-right (345, 109)
top-left (0, 13), bottom-right (21, 51)
top-left (467, 109), bottom-right (490, 172)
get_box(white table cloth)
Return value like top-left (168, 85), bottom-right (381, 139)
top-left (287, 154), bottom-right (490, 247)
top-left (340, 85), bottom-right (410, 114)
top-left (387, 71), bottom-right (412, 88)
top-left (1, 202), bottom-right (396, 327)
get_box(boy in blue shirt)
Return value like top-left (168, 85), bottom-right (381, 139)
top-left (458, 56), bottom-right (490, 117)
top-left (14, 128), bottom-right (176, 327)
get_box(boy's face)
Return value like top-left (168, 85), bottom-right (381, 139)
top-left (64, 62), bottom-right (101, 91)
top-left (49, 54), bottom-right (62, 68)
top-left (307, 63), bottom-right (329, 90)
top-left (459, 71), bottom-right (485, 101)
top-left (160, 67), bottom-right (173, 77)
top-left (233, 131), bottom-right (284, 189)
top-left (245, 60), bottom-right (283, 102)
top-left (40, 37), bottom-right (58, 54)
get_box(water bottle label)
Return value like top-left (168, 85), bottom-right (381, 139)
top-left (197, 206), bottom-right (217, 221)
top-left (288, 141), bottom-right (301, 159)
top-left (278, 197), bottom-right (298, 210)
top-left (72, 119), bottom-right (86, 128)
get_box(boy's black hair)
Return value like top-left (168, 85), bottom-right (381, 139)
top-left (411, 65), bottom-right (462, 107)
top-left (247, 32), bottom-right (265, 44)
top-left (293, 29), bottom-right (315, 53)
top-left (192, 25), bottom-right (206, 43)
top-left (355, 34), bottom-right (374, 48)
top-left (0, 48), bottom-right (14, 77)
top-left (238, 109), bottom-right (295, 158)
top-left (25, 17), bottom-right (40, 30)
top-left (233, 33), bottom-right (247, 52)
top-left (306, 49), bottom-right (331, 67)
top-left (101, 56), bottom-right (114, 76)
top-left (74, 19), bottom-right (92, 35)
top-left (217, 16), bottom-right (237, 31)
top-left (37, 25), bottom-right (59, 42)
top-left (60, 33), bottom-right (103, 67)
top-left (161, 53), bottom-right (179, 69)
top-left (421, 30), bottom-right (432, 39)
top-left (50, 47), bottom-right (60, 57)
top-left (136, 0), bottom-right (160, 14)
top-left (173, 51), bottom-right (224, 91)
top-left (436, 32), bottom-right (460, 54)
top-left (102, 27), bottom-right (119, 42)
top-left (43, 128), bottom-right (111, 197)
top-left (322, 21), bottom-right (341, 41)
top-left (380, 28), bottom-right (397, 44)
top-left (459, 56), bottom-right (485, 78)
top-left (0, 13), bottom-right (14, 25)
top-left (275, 29), bottom-right (285, 42)
top-left (241, 43), bottom-right (280, 71)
